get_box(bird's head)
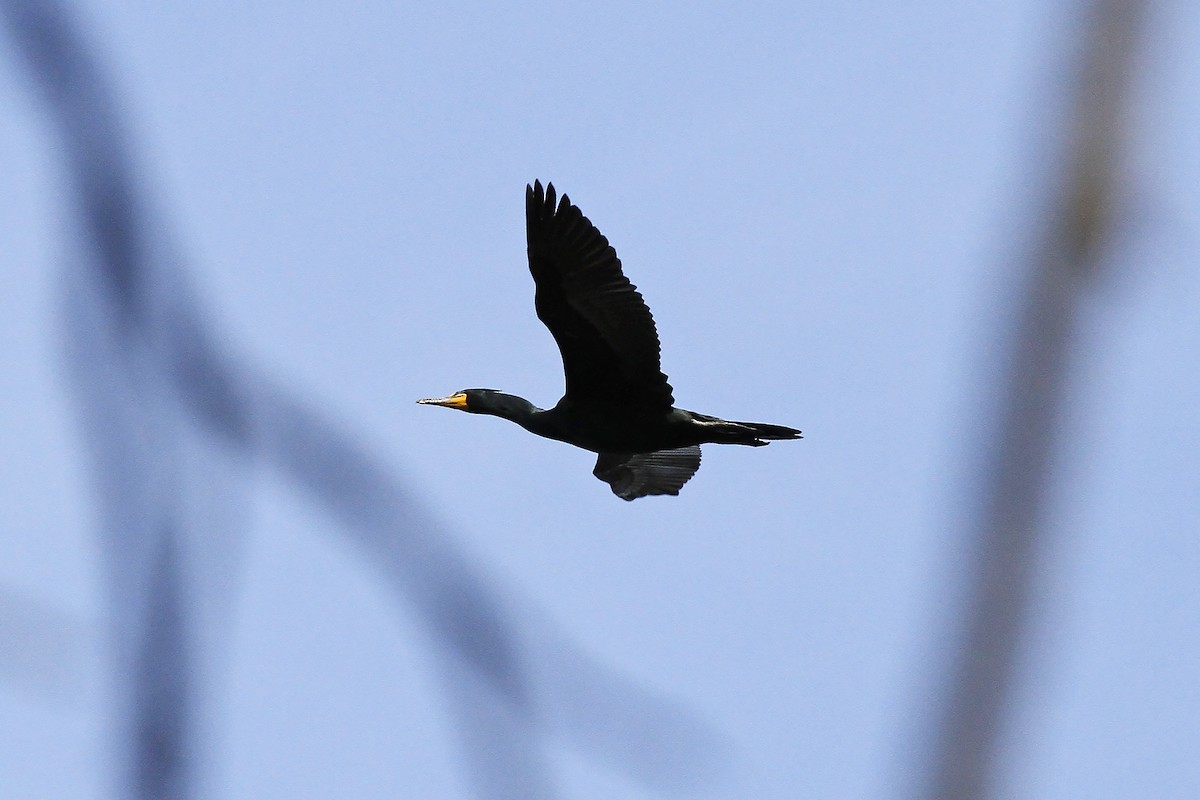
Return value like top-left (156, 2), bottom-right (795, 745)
top-left (417, 388), bottom-right (533, 419)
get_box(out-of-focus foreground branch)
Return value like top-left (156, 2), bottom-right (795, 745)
top-left (924, 1), bottom-right (1149, 798)
top-left (1, 1), bottom-right (722, 798)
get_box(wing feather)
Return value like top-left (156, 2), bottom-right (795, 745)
top-left (526, 181), bottom-right (673, 409)
top-left (593, 446), bottom-right (702, 500)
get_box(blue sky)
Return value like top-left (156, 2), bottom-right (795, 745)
top-left (2, 1), bottom-right (1199, 798)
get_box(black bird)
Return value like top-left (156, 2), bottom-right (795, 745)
top-left (418, 181), bottom-right (802, 500)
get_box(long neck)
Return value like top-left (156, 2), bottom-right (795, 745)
top-left (480, 393), bottom-right (545, 432)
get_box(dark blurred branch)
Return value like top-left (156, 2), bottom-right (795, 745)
top-left (924, 1), bottom-right (1148, 798)
top-left (5, 1), bottom-right (201, 796)
top-left (2, 1), bottom-right (721, 798)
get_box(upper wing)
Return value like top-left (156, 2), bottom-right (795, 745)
top-left (593, 446), bottom-right (702, 501)
top-left (526, 181), bottom-right (673, 410)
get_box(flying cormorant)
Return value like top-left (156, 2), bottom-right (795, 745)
top-left (418, 181), bottom-right (802, 500)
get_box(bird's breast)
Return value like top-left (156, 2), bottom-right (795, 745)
top-left (534, 403), bottom-right (692, 454)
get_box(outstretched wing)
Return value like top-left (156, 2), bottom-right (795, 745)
top-left (593, 447), bottom-right (702, 501)
top-left (526, 180), bottom-right (674, 410)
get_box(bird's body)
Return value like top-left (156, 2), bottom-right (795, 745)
top-left (455, 390), bottom-right (797, 454)
top-left (419, 181), bottom-right (801, 500)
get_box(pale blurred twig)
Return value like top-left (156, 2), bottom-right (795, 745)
top-left (924, 1), bottom-right (1149, 798)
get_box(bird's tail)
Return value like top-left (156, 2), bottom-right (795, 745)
top-left (735, 420), bottom-right (804, 441)
top-left (691, 413), bottom-right (803, 446)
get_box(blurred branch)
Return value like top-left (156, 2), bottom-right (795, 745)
top-left (1, 1), bottom-right (721, 798)
top-left (923, 1), bottom-right (1149, 798)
